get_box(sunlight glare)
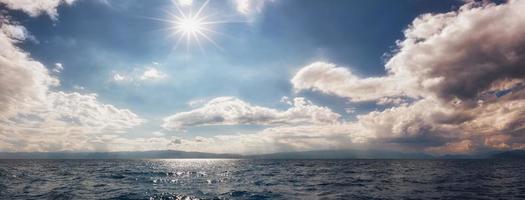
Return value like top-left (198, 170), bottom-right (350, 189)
top-left (166, 0), bottom-right (224, 51)
top-left (177, 18), bottom-right (203, 34)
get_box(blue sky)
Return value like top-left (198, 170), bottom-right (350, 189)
top-left (1, 0), bottom-right (525, 154)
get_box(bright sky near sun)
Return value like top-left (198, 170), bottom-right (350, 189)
top-left (2, 0), bottom-right (525, 155)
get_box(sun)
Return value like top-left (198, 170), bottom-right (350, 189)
top-left (177, 17), bottom-right (203, 34)
top-left (148, 0), bottom-right (246, 52)
top-left (165, 0), bottom-right (223, 51)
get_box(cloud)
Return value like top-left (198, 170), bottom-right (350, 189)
top-left (279, 96), bottom-right (292, 105)
top-left (163, 96), bottom-right (341, 130)
top-left (1, 91), bottom-right (143, 134)
top-left (0, 22), bottom-right (59, 118)
top-left (293, 1), bottom-right (525, 105)
top-left (289, 0), bottom-right (525, 154)
top-left (52, 63), bottom-right (63, 73)
top-left (385, 0), bottom-right (525, 103)
top-left (233, 0), bottom-right (272, 15)
top-left (112, 67), bottom-right (168, 83)
top-left (73, 85), bottom-right (84, 90)
top-left (140, 67), bottom-right (167, 81)
top-left (426, 140), bottom-right (474, 154)
top-left (156, 125), bottom-right (362, 155)
top-left (46, 92), bottom-right (143, 130)
top-left (291, 62), bottom-right (411, 102)
top-left (0, 0), bottom-right (76, 20)
top-left (0, 9), bottom-right (143, 152)
top-left (156, 94), bottom-right (524, 155)
top-left (112, 73), bottom-right (126, 81)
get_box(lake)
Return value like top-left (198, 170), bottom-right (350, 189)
top-left (0, 159), bottom-right (524, 199)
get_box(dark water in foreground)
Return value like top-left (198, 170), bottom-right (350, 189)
top-left (0, 159), bottom-right (524, 200)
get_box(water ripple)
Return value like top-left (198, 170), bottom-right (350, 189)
top-left (0, 159), bottom-right (524, 199)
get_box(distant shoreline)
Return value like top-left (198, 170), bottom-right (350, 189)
top-left (1, 149), bottom-right (523, 160)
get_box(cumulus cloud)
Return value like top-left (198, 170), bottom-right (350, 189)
top-left (1, 92), bottom-right (144, 148)
top-left (163, 96), bottom-right (341, 130)
top-left (102, 123), bottom-right (363, 154)
top-left (0, 0), bottom-right (76, 20)
top-left (289, 0), bottom-right (525, 154)
top-left (0, 22), bottom-right (59, 118)
top-left (386, 0), bottom-right (525, 103)
top-left (291, 62), bottom-right (411, 102)
top-left (158, 93), bottom-right (525, 155)
top-left (294, 1), bottom-right (525, 104)
top-left (0, 4), bottom-right (144, 152)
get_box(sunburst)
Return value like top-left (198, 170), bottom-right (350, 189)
top-left (147, 0), bottom-right (247, 52)
top-left (159, 0), bottom-right (226, 52)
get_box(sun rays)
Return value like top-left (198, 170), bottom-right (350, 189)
top-left (149, 0), bottom-right (233, 52)
top-left (143, 0), bottom-right (251, 53)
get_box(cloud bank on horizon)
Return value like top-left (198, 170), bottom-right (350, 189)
top-left (1, 0), bottom-right (525, 155)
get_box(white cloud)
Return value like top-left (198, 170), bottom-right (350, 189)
top-left (46, 92), bottom-right (144, 131)
top-left (163, 96), bottom-right (341, 130)
top-left (0, 22), bottom-right (59, 118)
top-left (233, 0), bottom-right (272, 15)
top-left (140, 67), bottom-right (167, 81)
top-left (280, 96), bottom-right (292, 105)
top-left (289, 0), bottom-right (525, 154)
top-left (0, 0), bottom-right (76, 20)
top-left (384, 1), bottom-right (525, 104)
top-left (112, 67), bottom-right (168, 83)
top-left (73, 85), bottom-right (84, 90)
top-left (154, 97), bottom-right (483, 155)
top-left (293, 1), bottom-right (525, 105)
top-left (122, 122), bottom-right (368, 154)
top-left (2, 91), bottom-right (144, 133)
top-left (0, 10), bottom-right (144, 152)
top-left (291, 62), bottom-right (411, 102)
top-left (112, 73), bottom-right (126, 81)
top-left (52, 63), bottom-right (63, 73)
top-left (1, 22), bottom-right (31, 41)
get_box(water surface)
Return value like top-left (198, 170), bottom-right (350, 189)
top-left (0, 159), bottom-right (524, 199)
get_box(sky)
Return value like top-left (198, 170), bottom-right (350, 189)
top-left (1, 0), bottom-right (525, 155)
